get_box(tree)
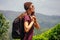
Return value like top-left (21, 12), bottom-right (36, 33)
top-left (0, 13), bottom-right (9, 40)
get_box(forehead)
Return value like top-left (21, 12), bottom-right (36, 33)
top-left (30, 4), bottom-right (34, 7)
top-left (30, 4), bottom-right (34, 6)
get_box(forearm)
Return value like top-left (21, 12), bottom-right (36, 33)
top-left (28, 21), bottom-right (34, 29)
top-left (27, 21), bottom-right (34, 31)
top-left (34, 21), bottom-right (40, 29)
top-left (25, 21), bottom-right (34, 32)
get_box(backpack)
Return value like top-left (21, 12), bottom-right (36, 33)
top-left (12, 13), bottom-right (25, 39)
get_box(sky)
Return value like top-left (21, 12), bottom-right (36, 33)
top-left (0, 0), bottom-right (60, 16)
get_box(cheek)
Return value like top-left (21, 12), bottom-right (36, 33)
top-left (31, 8), bottom-right (35, 12)
top-left (32, 8), bottom-right (35, 12)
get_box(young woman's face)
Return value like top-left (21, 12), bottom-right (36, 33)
top-left (29, 4), bottom-right (35, 15)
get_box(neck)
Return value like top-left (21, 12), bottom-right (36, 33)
top-left (26, 10), bottom-right (31, 16)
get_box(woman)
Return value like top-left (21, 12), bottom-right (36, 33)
top-left (21, 2), bottom-right (40, 40)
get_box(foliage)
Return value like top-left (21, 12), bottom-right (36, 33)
top-left (0, 13), bottom-right (9, 40)
top-left (33, 23), bottom-right (60, 40)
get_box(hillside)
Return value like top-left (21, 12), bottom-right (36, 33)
top-left (0, 10), bottom-right (60, 40)
top-left (0, 10), bottom-right (60, 35)
top-left (33, 23), bottom-right (60, 40)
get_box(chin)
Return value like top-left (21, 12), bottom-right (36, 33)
top-left (31, 11), bottom-right (35, 15)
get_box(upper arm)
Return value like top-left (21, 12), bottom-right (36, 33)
top-left (24, 21), bottom-right (29, 29)
top-left (24, 15), bottom-right (30, 32)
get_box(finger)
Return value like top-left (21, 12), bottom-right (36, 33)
top-left (32, 16), bottom-right (36, 19)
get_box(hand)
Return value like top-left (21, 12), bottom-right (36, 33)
top-left (30, 16), bottom-right (37, 22)
top-left (30, 16), bottom-right (34, 22)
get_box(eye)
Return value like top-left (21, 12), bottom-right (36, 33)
top-left (32, 5), bottom-right (34, 8)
